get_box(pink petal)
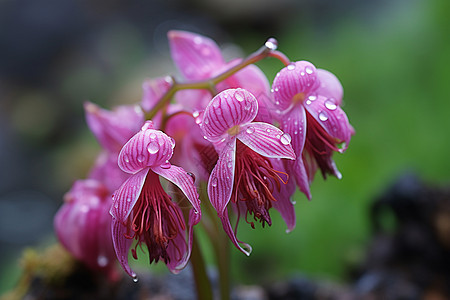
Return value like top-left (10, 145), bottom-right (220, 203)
top-left (272, 61), bottom-right (318, 111)
top-left (118, 122), bottom-right (175, 174)
top-left (202, 88), bottom-right (258, 141)
top-left (152, 165), bottom-right (201, 214)
top-left (110, 168), bottom-right (148, 222)
top-left (111, 217), bottom-right (136, 278)
top-left (84, 102), bottom-right (144, 153)
top-left (207, 139), bottom-right (236, 216)
top-left (304, 95), bottom-right (353, 151)
top-left (291, 158), bottom-right (312, 200)
top-left (316, 69), bottom-right (343, 105)
top-left (141, 77), bottom-right (173, 112)
top-left (278, 105), bottom-right (307, 157)
top-left (175, 89), bottom-right (212, 112)
top-left (88, 151), bottom-right (130, 193)
top-left (220, 208), bottom-right (252, 256)
top-left (238, 122), bottom-right (295, 160)
top-left (270, 159), bottom-right (297, 232)
top-left (168, 30), bottom-right (225, 80)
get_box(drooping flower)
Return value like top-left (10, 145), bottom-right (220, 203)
top-left (110, 121), bottom-right (201, 279)
top-left (54, 179), bottom-right (116, 273)
top-left (271, 61), bottom-right (354, 199)
top-left (168, 30), bottom-right (271, 118)
top-left (201, 88), bottom-right (296, 255)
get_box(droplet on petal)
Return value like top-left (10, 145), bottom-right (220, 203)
top-left (137, 155), bottom-right (145, 162)
top-left (308, 95), bottom-right (317, 101)
top-left (325, 99), bottom-right (337, 110)
top-left (133, 277), bottom-right (139, 283)
top-left (246, 126), bottom-right (255, 134)
top-left (211, 177), bottom-right (218, 187)
top-left (265, 38), bottom-right (278, 50)
top-left (147, 142), bottom-right (160, 154)
top-left (235, 90), bottom-right (244, 102)
top-left (150, 132), bottom-right (157, 139)
top-left (287, 64), bottom-right (296, 70)
top-left (319, 112), bottom-right (329, 121)
top-left (280, 133), bottom-right (292, 145)
top-left (305, 66), bottom-right (314, 74)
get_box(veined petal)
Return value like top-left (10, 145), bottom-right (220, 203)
top-left (111, 217), bottom-right (136, 278)
top-left (141, 77), bottom-right (173, 112)
top-left (279, 105), bottom-right (307, 157)
top-left (84, 102), bottom-right (144, 153)
top-left (110, 168), bottom-right (148, 222)
top-left (168, 30), bottom-right (225, 80)
top-left (152, 165), bottom-right (201, 214)
top-left (291, 158), bottom-right (312, 200)
top-left (316, 69), bottom-right (343, 105)
top-left (202, 88), bottom-right (258, 141)
top-left (207, 139), bottom-right (236, 216)
top-left (238, 122), bottom-right (295, 160)
top-left (272, 61), bottom-right (318, 111)
top-left (118, 122), bottom-right (175, 174)
top-left (220, 208), bottom-right (252, 256)
top-left (304, 95), bottom-right (352, 151)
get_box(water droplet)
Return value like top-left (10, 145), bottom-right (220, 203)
top-left (124, 155), bottom-right (130, 163)
top-left (246, 126), bottom-right (255, 134)
top-left (213, 100), bottom-right (220, 108)
top-left (270, 88), bottom-right (274, 93)
top-left (127, 197), bottom-right (132, 202)
top-left (204, 118), bottom-right (209, 125)
top-left (276, 134), bottom-right (281, 139)
top-left (149, 132), bottom-right (157, 139)
top-left (266, 128), bottom-right (271, 133)
top-left (319, 112), bottom-right (328, 121)
top-left (114, 203), bottom-right (118, 209)
top-left (133, 277), bottom-right (139, 283)
top-left (158, 138), bottom-right (165, 145)
top-left (265, 38), bottom-right (278, 50)
top-left (305, 100), bottom-right (311, 105)
top-left (164, 76), bottom-right (173, 84)
top-left (305, 66), bottom-right (313, 74)
top-left (227, 161), bottom-right (233, 168)
top-left (291, 199), bottom-right (297, 205)
top-left (161, 160), bottom-right (171, 169)
top-left (170, 137), bottom-right (176, 148)
top-left (203, 135), bottom-right (208, 140)
top-left (235, 91), bottom-right (244, 102)
top-left (287, 64), bottom-right (296, 70)
top-left (211, 177), bottom-right (218, 187)
top-left (275, 100), bottom-right (280, 105)
top-left (97, 255), bottom-right (108, 267)
top-left (325, 99), bottom-right (337, 110)
top-left (137, 155), bottom-right (145, 162)
top-left (187, 172), bottom-right (196, 183)
top-left (280, 133), bottom-right (292, 145)
top-left (308, 95), bottom-right (317, 101)
top-left (294, 130), bottom-right (298, 135)
top-left (147, 142), bottom-right (160, 154)
top-left (300, 72), bottom-right (305, 76)
top-left (193, 111), bottom-right (199, 118)
top-left (141, 121), bottom-right (153, 131)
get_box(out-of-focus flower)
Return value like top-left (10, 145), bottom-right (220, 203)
top-left (54, 179), bottom-right (116, 273)
top-left (271, 61), bottom-right (354, 199)
top-left (168, 30), bottom-right (271, 115)
top-left (201, 88), bottom-right (295, 255)
top-left (110, 121), bottom-right (201, 278)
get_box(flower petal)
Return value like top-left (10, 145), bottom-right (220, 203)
top-left (207, 139), bottom-right (236, 216)
top-left (202, 88), bottom-right (258, 141)
top-left (316, 69), bottom-right (343, 105)
top-left (141, 77), bottom-right (173, 112)
top-left (291, 158), bottom-right (312, 200)
top-left (152, 165), bottom-right (201, 214)
top-left (304, 95), bottom-right (353, 151)
top-left (84, 102), bottom-right (144, 153)
top-left (272, 61), bottom-right (318, 111)
top-left (278, 105), bottom-right (307, 157)
top-left (111, 217), bottom-right (136, 278)
top-left (238, 122), bottom-right (295, 160)
top-left (168, 30), bottom-right (225, 80)
top-left (220, 208), bottom-right (252, 256)
top-left (110, 168), bottom-right (148, 222)
top-left (118, 122), bottom-right (175, 174)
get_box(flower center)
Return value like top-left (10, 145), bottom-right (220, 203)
top-left (126, 171), bottom-right (186, 264)
top-left (232, 140), bottom-right (287, 229)
top-left (292, 92), bottom-right (306, 105)
top-left (228, 125), bottom-right (240, 136)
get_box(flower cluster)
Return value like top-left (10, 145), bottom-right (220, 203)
top-left (54, 30), bottom-right (354, 281)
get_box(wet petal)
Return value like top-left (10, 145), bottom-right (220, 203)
top-left (278, 105), bottom-right (307, 157)
top-left (220, 208), bottom-right (252, 256)
top-left (118, 122), bottom-right (175, 174)
top-left (168, 30), bottom-right (225, 80)
top-left (141, 77), bottom-right (173, 112)
top-left (111, 217), bottom-right (136, 278)
top-left (110, 168), bottom-right (148, 222)
top-left (304, 95), bottom-right (352, 151)
top-left (238, 122), bottom-right (295, 160)
top-left (202, 88), bottom-right (258, 141)
top-left (316, 69), bottom-right (343, 105)
top-left (85, 102), bottom-right (144, 153)
top-left (272, 61), bottom-right (318, 111)
top-left (291, 158), bottom-right (312, 200)
top-left (207, 139), bottom-right (236, 216)
top-left (152, 165), bottom-right (201, 214)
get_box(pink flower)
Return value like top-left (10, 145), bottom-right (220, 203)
top-left (201, 88), bottom-right (296, 255)
top-left (110, 121), bottom-right (201, 278)
top-left (54, 179), bottom-right (116, 273)
top-left (168, 30), bottom-right (271, 114)
top-left (272, 61), bottom-right (354, 199)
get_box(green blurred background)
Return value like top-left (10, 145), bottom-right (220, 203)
top-left (1, 0), bottom-right (449, 294)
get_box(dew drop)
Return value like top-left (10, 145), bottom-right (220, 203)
top-left (124, 155), bottom-right (130, 163)
top-left (246, 126), bottom-right (255, 134)
top-left (235, 91), bottom-right (244, 102)
top-left (305, 100), bottom-right (311, 105)
top-left (141, 121), bottom-right (153, 131)
top-left (204, 118), bottom-right (209, 125)
top-left (265, 38), bottom-right (278, 50)
top-left (275, 100), bottom-right (280, 105)
top-left (308, 95), bottom-right (317, 101)
top-left (300, 71), bottom-right (305, 76)
top-left (274, 87), bottom-right (279, 92)
top-left (213, 100), bottom-right (220, 108)
top-left (137, 155), bottom-right (145, 163)
top-left (291, 199), bottom-right (297, 205)
top-left (305, 66), bottom-right (313, 74)
top-left (187, 172), bottom-right (196, 183)
top-left (193, 111), bottom-right (199, 118)
top-left (287, 64), bottom-right (296, 70)
top-left (127, 197), bottom-right (132, 202)
top-left (276, 134), bottom-right (281, 139)
top-left (280, 133), bottom-right (292, 145)
top-left (227, 161), bottom-right (233, 168)
top-left (319, 112), bottom-right (328, 121)
top-left (114, 203), bottom-right (118, 209)
top-left (97, 255), bottom-right (108, 267)
top-left (161, 160), bottom-right (171, 169)
top-left (147, 142), bottom-right (160, 154)
top-left (133, 277), bottom-right (139, 283)
top-left (149, 132), bottom-right (157, 139)
top-left (266, 128), bottom-right (271, 133)
top-left (325, 99), bottom-right (337, 110)
top-left (211, 177), bottom-right (218, 187)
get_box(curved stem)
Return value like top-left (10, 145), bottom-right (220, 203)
top-left (191, 233), bottom-right (213, 300)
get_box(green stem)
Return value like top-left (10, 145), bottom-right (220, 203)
top-left (190, 233), bottom-right (213, 300)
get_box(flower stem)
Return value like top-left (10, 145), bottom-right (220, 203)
top-left (190, 233), bottom-right (213, 300)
